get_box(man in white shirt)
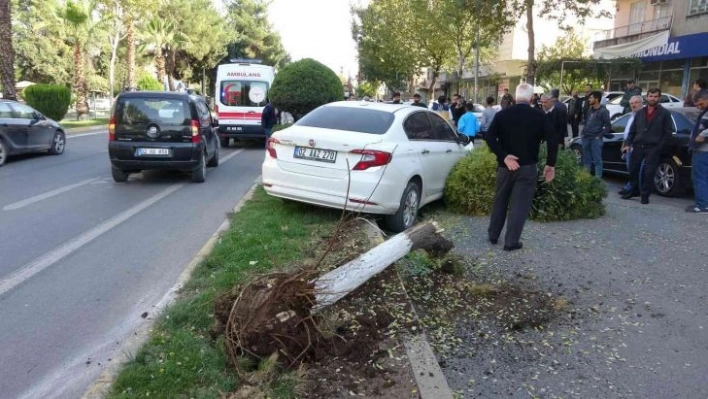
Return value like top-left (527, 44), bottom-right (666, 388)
top-left (618, 95), bottom-right (645, 195)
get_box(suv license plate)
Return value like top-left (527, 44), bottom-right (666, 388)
top-left (136, 148), bottom-right (170, 156)
top-left (293, 146), bottom-right (337, 163)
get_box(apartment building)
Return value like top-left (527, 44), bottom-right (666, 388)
top-left (593, 0), bottom-right (708, 97)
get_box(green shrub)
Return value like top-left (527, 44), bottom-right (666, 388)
top-left (22, 84), bottom-right (71, 121)
top-left (137, 74), bottom-right (163, 91)
top-left (269, 58), bottom-right (342, 120)
top-left (444, 146), bottom-right (607, 222)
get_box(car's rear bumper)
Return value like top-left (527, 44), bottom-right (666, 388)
top-left (108, 141), bottom-right (202, 171)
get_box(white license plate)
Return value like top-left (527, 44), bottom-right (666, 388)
top-left (293, 146), bottom-right (337, 163)
top-left (136, 148), bottom-right (170, 156)
top-left (228, 126), bottom-right (243, 131)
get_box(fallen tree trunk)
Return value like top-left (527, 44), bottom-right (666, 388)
top-left (313, 221), bottom-right (453, 311)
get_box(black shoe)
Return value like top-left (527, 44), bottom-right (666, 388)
top-left (618, 188), bottom-right (630, 195)
top-left (641, 196), bottom-right (649, 204)
top-left (621, 191), bottom-right (639, 200)
top-left (489, 237), bottom-right (498, 245)
top-left (503, 242), bottom-right (523, 251)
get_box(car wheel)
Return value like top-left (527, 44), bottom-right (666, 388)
top-left (192, 151), bottom-right (207, 183)
top-left (207, 144), bottom-right (219, 167)
top-left (111, 167), bottom-right (129, 182)
top-left (48, 131), bottom-right (65, 155)
top-left (570, 145), bottom-right (583, 166)
top-left (220, 138), bottom-right (230, 148)
top-left (654, 158), bottom-right (684, 197)
top-left (385, 180), bottom-right (421, 233)
top-left (0, 139), bottom-right (7, 167)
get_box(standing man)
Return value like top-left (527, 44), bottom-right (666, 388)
top-left (479, 96), bottom-right (499, 138)
top-left (450, 94), bottom-right (466, 127)
top-left (620, 80), bottom-right (642, 115)
top-left (582, 91), bottom-right (611, 178)
top-left (568, 90), bottom-right (582, 138)
top-left (685, 89), bottom-right (708, 212)
top-left (485, 83), bottom-right (558, 251)
top-left (391, 92), bottom-right (402, 104)
top-left (618, 95), bottom-right (645, 196)
top-left (500, 88), bottom-right (515, 109)
top-left (261, 98), bottom-right (277, 143)
top-left (550, 89), bottom-right (569, 148)
top-left (684, 79), bottom-right (707, 107)
top-left (410, 93), bottom-right (427, 107)
top-left (457, 102), bottom-right (480, 146)
top-left (581, 84), bottom-right (593, 124)
top-left (621, 88), bottom-right (674, 204)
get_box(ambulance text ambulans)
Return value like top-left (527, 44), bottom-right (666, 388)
top-left (215, 61), bottom-right (275, 145)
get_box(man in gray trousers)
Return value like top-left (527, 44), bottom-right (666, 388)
top-left (484, 83), bottom-right (558, 251)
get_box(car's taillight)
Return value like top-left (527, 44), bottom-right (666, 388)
top-left (351, 149), bottom-right (392, 170)
top-left (266, 137), bottom-right (279, 158)
top-left (108, 116), bottom-right (116, 141)
top-left (191, 120), bottom-right (200, 143)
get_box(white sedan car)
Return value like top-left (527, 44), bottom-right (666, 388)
top-left (606, 93), bottom-right (684, 120)
top-left (262, 101), bottom-right (471, 232)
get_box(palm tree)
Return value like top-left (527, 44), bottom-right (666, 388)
top-left (139, 19), bottom-right (176, 89)
top-left (0, 0), bottom-right (17, 101)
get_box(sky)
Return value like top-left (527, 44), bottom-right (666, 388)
top-left (267, 0), bottom-right (367, 79)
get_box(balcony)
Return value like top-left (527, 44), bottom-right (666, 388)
top-left (593, 15), bottom-right (672, 50)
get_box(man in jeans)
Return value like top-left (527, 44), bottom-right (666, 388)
top-left (622, 88), bottom-right (674, 204)
top-left (581, 91), bottom-right (610, 178)
top-left (686, 89), bottom-right (708, 213)
top-left (618, 95), bottom-right (645, 196)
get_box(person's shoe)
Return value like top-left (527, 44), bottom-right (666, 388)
top-left (621, 191), bottom-right (639, 200)
top-left (618, 188), bottom-right (630, 195)
top-left (503, 242), bottom-right (523, 251)
top-left (640, 196), bottom-right (649, 204)
top-left (685, 205), bottom-right (708, 213)
top-left (489, 237), bottom-right (498, 245)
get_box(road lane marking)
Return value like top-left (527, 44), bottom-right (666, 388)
top-left (3, 178), bottom-right (101, 211)
top-left (67, 131), bottom-right (106, 138)
top-left (0, 184), bottom-right (184, 297)
top-left (220, 148), bottom-right (245, 163)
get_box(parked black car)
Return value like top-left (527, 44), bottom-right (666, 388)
top-left (569, 107), bottom-right (702, 197)
top-left (0, 100), bottom-right (66, 167)
top-left (108, 91), bottom-right (220, 183)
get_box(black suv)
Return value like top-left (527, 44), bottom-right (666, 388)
top-left (108, 91), bottom-right (220, 182)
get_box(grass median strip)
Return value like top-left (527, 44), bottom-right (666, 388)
top-left (108, 187), bottom-right (341, 398)
top-left (60, 118), bottom-right (109, 129)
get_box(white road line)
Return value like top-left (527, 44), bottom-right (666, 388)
top-left (3, 178), bottom-right (101, 211)
top-left (0, 183), bottom-right (184, 297)
top-left (67, 131), bottom-right (106, 138)
top-left (220, 148), bottom-right (245, 163)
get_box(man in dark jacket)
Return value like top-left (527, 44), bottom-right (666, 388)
top-left (261, 99), bottom-right (278, 141)
top-left (550, 89), bottom-right (569, 148)
top-left (621, 88), bottom-right (674, 204)
top-left (620, 80), bottom-right (642, 115)
top-left (485, 83), bottom-right (558, 251)
top-left (567, 90), bottom-right (583, 138)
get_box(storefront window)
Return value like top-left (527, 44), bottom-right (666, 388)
top-left (691, 57), bottom-right (708, 68)
top-left (661, 60), bottom-right (685, 70)
top-left (641, 61), bottom-right (662, 71)
top-left (637, 71), bottom-right (660, 89)
top-left (659, 70), bottom-right (683, 96)
top-left (690, 68), bottom-right (708, 85)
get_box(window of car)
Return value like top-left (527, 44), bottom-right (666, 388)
top-left (220, 80), bottom-right (268, 107)
top-left (9, 103), bottom-right (36, 119)
top-left (429, 113), bottom-right (458, 141)
top-left (403, 111), bottom-right (434, 140)
top-left (296, 107), bottom-right (395, 134)
top-left (116, 98), bottom-right (191, 126)
top-left (195, 101), bottom-right (211, 128)
top-left (0, 103), bottom-right (13, 118)
top-left (611, 113), bottom-right (632, 133)
top-left (673, 112), bottom-right (697, 135)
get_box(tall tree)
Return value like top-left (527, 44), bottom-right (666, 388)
top-left (139, 18), bottom-right (177, 88)
top-left (225, 0), bottom-right (290, 68)
top-left (117, 0), bottom-right (156, 88)
top-left (0, 0), bottom-right (17, 100)
top-left (535, 28), bottom-right (586, 94)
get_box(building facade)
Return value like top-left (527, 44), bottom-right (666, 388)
top-left (593, 0), bottom-right (708, 98)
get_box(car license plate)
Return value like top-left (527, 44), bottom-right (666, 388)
top-left (228, 126), bottom-right (243, 131)
top-left (136, 148), bottom-right (170, 156)
top-left (293, 146), bottom-right (337, 163)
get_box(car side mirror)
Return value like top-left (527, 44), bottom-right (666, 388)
top-left (457, 133), bottom-right (471, 146)
top-left (211, 119), bottom-right (219, 127)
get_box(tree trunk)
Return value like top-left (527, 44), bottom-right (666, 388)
top-left (155, 52), bottom-right (166, 89)
top-left (313, 222), bottom-right (453, 311)
top-left (167, 47), bottom-right (176, 91)
top-left (125, 14), bottom-right (136, 88)
top-left (525, 0), bottom-right (536, 85)
top-left (427, 66), bottom-right (440, 98)
top-left (109, 29), bottom-right (120, 102)
top-left (73, 42), bottom-right (89, 120)
top-left (0, 0), bottom-right (17, 101)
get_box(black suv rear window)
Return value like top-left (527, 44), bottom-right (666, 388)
top-left (296, 107), bottom-right (394, 134)
top-left (116, 98), bottom-right (191, 126)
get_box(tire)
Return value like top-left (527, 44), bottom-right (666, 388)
top-left (111, 167), bottom-right (129, 182)
top-left (48, 131), bottom-right (65, 155)
top-left (570, 145), bottom-right (583, 166)
top-left (207, 145), bottom-right (219, 167)
top-left (220, 137), bottom-right (230, 148)
top-left (0, 138), bottom-right (7, 167)
top-left (654, 158), bottom-right (684, 197)
top-left (385, 180), bottom-right (421, 233)
top-left (192, 151), bottom-right (207, 183)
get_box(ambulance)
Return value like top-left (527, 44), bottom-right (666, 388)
top-left (214, 60), bottom-right (275, 146)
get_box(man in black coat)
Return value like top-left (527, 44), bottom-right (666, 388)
top-left (546, 90), bottom-right (569, 148)
top-left (485, 83), bottom-right (558, 251)
top-left (567, 90), bottom-right (583, 138)
top-left (621, 88), bottom-right (674, 204)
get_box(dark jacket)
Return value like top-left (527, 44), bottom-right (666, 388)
top-left (568, 95), bottom-right (583, 121)
top-left (261, 102), bottom-right (277, 129)
top-left (485, 103), bottom-right (558, 168)
top-left (547, 103), bottom-right (568, 140)
top-left (581, 92), bottom-right (592, 122)
top-left (582, 106), bottom-right (611, 139)
top-left (620, 86), bottom-right (642, 108)
top-left (451, 103), bottom-right (466, 124)
top-left (625, 105), bottom-right (674, 147)
top-left (410, 101), bottom-right (427, 108)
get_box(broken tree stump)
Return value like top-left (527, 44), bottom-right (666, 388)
top-left (313, 221), bottom-right (453, 311)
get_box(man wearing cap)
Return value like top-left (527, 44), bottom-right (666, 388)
top-left (620, 80), bottom-right (642, 115)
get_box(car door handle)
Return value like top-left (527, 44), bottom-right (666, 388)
top-left (421, 149), bottom-right (430, 154)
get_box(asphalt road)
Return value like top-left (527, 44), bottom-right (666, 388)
top-left (0, 130), bottom-right (265, 399)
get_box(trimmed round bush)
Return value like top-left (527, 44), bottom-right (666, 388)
top-left (23, 84), bottom-right (71, 121)
top-left (444, 146), bottom-right (607, 222)
top-left (269, 58), bottom-right (342, 120)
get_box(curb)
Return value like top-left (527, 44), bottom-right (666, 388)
top-left (81, 179), bottom-right (261, 399)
